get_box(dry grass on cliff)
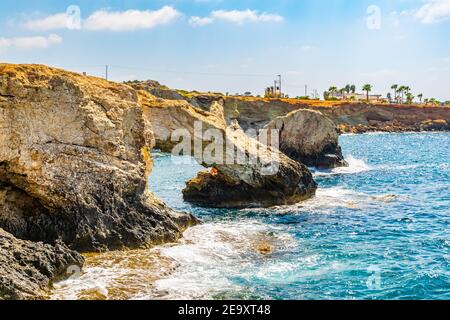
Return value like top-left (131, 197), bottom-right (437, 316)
top-left (230, 96), bottom-right (448, 110)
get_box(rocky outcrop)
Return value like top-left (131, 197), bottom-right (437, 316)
top-left (0, 228), bottom-right (83, 300)
top-left (136, 89), bottom-right (317, 208)
top-left (219, 97), bottom-right (450, 133)
top-left (419, 119), bottom-right (449, 131)
top-left (265, 109), bottom-right (347, 169)
top-left (124, 80), bottom-right (185, 101)
top-left (0, 64), bottom-right (198, 252)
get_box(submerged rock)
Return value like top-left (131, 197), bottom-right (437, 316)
top-left (0, 64), bottom-right (198, 252)
top-left (0, 228), bottom-right (83, 300)
top-left (138, 90), bottom-right (317, 208)
top-left (265, 109), bottom-right (348, 169)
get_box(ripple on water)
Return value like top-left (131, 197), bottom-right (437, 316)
top-left (52, 132), bottom-right (450, 300)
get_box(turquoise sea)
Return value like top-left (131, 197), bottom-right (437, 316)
top-left (52, 132), bottom-right (449, 300)
top-left (149, 132), bottom-right (450, 300)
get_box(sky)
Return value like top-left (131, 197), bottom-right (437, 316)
top-left (0, 0), bottom-right (449, 100)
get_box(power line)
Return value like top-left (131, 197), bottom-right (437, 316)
top-left (58, 64), bottom-right (276, 78)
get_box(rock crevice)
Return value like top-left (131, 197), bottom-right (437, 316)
top-left (133, 86), bottom-right (317, 208)
top-left (0, 64), bottom-right (198, 254)
top-left (265, 109), bottom-right (347, 169)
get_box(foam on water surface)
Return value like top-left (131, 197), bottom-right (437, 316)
top-left (52, 132), bottom-right (450, 300)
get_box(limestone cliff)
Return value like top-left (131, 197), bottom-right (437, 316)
top-left (265, 109), bottom-right (347, 168)
top-left (220, 97), bottom-right (450, 133)
top-left (134, 89), bottom-right (317, 208)
top-left (0, 64), bottom-right (198, 252)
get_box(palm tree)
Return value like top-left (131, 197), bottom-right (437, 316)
top-left (398, 86), bottom-right (406, 103)
top-left (418, 93), bottom-right (423, 104)
top-left (339, 88), bottom-right (346, 100)
top-left (328, 86), bottom-right (338, 99)
top-left (350, 85), bottom-right (356, 94)
top-left (344, 84), bottom-right (351, 94)
top-left (362, 84), bottom-right (372, 101)
top-left (391, 84), bottom-right (398, 102)
top-left (404, 86), bottom-right (411, 101)
top-left (406, 93), bottom-right (414, 104)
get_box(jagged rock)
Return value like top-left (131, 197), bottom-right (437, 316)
top-left (420, 119), bottom-right (449, 131)
top-left (265, 109), bottom-right (347, 169)
top-left (138, 91), bottom-right (317, 208)
top-left (219, 96), bottom-right (450, 133)
top-left (0, 228), bottom-right (83, 300)
top-left (0, 64), bottom-right (198, 252)
top-left (125, 80), bottom-right (185, 101)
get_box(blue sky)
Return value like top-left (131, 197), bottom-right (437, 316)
top-left (0, 0), bottom-right (449, 100)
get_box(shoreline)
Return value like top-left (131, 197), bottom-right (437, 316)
top-left (50, 132), bottom-right (450, 300)
top-left (1, 64), bottom-right (449, 300)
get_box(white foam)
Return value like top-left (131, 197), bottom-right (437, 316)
top-left (148, 221), bottom-right (298, 300)
top-left (314, 156), bottom-right (371, 177)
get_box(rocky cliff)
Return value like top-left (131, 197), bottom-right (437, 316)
top-left (0, 228), bottom-right (83, 300)
top-left (0, 64), bottom-right (198, 254)
top-left (133, 88), bottom-right (317, 208)
top-left (265, 109), bottom-right (347, 168)
top-left (221, 97), bottom-right (450, 133)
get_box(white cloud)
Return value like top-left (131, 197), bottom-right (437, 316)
top-left (189, 9), bottom-right (283, 27)
top-left (24, 13), bottom-right (71, 31)
top-left (22, 6), bottom-right (179, 32)
top-left (414, 0), bottom-right (450, 24)
top-left (211, 9), bottom-right (283, 24)
top-left (0, 34), bottom-right (62, 50)
top-left (84, 6), bottom-right (181, 31)
top-left (189, 16), bottom-right (214, 27)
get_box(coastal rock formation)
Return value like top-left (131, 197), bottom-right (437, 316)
top-left (0, 228), bottom-right (83, 300)
top-left (0, 64), bottom-right (198, 252)
top-left (137, 90), bottom-right (317, 208)
top-left (265, 109), bottom-right (347, 168)
top-left (420, 119), bottom-right (449, 131)
top-left (219, 97), bottom-right (450, 133)
top-left (124, 80), bottom-right (185, 101)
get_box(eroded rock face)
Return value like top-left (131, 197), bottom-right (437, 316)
top-left (265, 109), bottom-right (347, 169)
top-left (0, 64), bottom-right (198, 252)
top-left (0, 228), bottom-right (83, 300)
top-left (137, 90), bottom-right (317, 208)
top-left (219, 96), bottom-right (450, 133)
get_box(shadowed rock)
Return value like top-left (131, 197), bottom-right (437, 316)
top-left (0, 228), bottom-right (83, 300)
top-left (136, 90), bottom-right (317, 208)
top-left (0, 64), bottom-right (198, 252)
top-left (265, 109), bottom-right (348, 169)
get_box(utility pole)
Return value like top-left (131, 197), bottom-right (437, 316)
top-left (305, 85), bottom-right (308, 97)
top-left (278, 75), bottom-right (282, 97)
top-left (105, 65), bottom-right (109, 81)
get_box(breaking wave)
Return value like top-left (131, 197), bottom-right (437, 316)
top-left (313, 156), bottom-right (371, 177)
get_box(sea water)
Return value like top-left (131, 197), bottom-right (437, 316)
top-left (52, 132), bottom-right (450, 300)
